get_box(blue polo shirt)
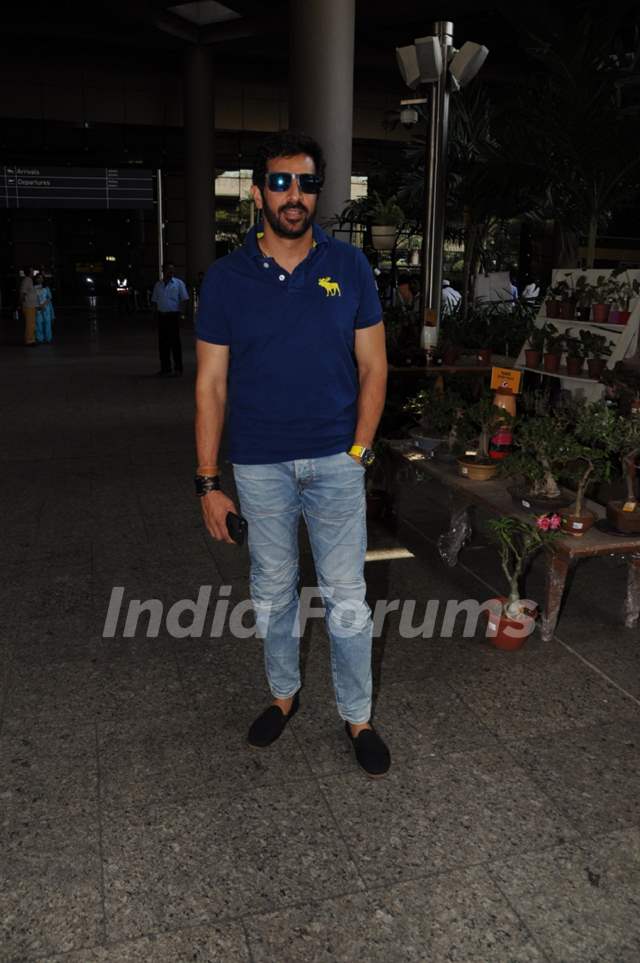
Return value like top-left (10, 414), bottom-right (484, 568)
top-left (151, 277), bottom-right (189, 312)
top-left (196, 224), bottom-right (382, 464)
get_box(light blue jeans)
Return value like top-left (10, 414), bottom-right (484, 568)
top-left (232, 452), bottom-right (373, 724)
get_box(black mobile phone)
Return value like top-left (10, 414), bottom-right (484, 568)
top-left (226, 511), bottom-right (248, 546)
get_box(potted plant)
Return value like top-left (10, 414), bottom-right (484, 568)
top-left (561, 402), bottom-right (615, 536)
top-left (574, 275), bottom-right (593, 323)
top-left (505, 409), bottom-right (580, 510)
top-left (457, 395), bottom-right (512, 481)
top-left (369, 192), bottom-right (405, 251)
top-left (606, 414), bottom-right (640, 534)
top-left (591, 274), bottom-right (614, 324)
top-left (524, 325), bottom-right (545, 368)
top-left (461, 306), bottom-right (492, 365)
top-left (542, 323), bottom-right (565, 373)
top-left (580, 330), bottom-right (614, 379)
top-left (564, 327), bottom-right (587, 377)
top-left (403, 388), bottom-right (465, 460)
top-left (609, 273), bottom-right (640, 326)
top-left (552, 275), bottom-right (576, 320)
top-left (484, 514), bottom-right (562, 649)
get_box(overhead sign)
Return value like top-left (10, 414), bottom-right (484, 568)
top-left (0, 166), bottom-right (154, 209)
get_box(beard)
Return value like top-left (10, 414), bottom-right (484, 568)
top-left (261, 195), bottom-right (315, 239)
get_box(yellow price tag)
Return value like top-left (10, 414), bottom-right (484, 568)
top-left (490, 367), bottom-right (522, 394)
top-left (623, 501), bottom-right (637, 513)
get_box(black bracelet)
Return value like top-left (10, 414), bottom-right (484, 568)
top-left (195, 474), bottom-right (221, 496)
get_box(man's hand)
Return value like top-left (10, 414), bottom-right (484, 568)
top-left (200, 489), bottom-right (239, 543)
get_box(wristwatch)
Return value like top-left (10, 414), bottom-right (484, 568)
top-left (348, 444), bottom-right (376, 468)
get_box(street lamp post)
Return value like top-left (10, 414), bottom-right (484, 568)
top-left (422, 22), bottom-right (453, 331)
top-left (396, 25), bottom-right (488, 357)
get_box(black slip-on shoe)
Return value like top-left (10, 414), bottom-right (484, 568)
top-left (345, 723), bottom-right (391, 778)
top-left (248, 691), bottom-right (300, 748)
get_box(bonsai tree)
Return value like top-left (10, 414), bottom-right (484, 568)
top-left (403, 388), bottom-right (465, 454)
top-left (461, 394), bottom-right (512, 464)
top-left (487, 514), bottom-right (562, 619)
top-left (506, 409), bottom-right (581, 499)
top-left (567, 401), bottom-right (617, 519)
top-left (613, 414), bottom-right (640, 506)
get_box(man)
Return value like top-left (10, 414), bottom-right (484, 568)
top-left (195, 130), bottom-right (390, 777)
top-left (20, 268), bottom-right (38, 346)
top-left (151, 263), bottom-right (189, 376)
top-left (441, 279), bottom-right (462, 314)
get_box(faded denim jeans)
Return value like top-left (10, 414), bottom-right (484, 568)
top-left (232, 452), bottom-right (372, 724)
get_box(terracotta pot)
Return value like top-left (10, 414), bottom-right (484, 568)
top-left (575, 305), bottom-right (592, 323)
top-left (557, 300), bottom-right (575, 320)
top-left (565, 356), bottom-right (584, 377)
top-left (483, 597), bottom-right (537, 651)
top-left (457, 458), bottom-right (499, 481)
top-left (592, 302), bottom-right (610, 323)
top-left (545, 299), bottom-right (559, 319)
top-left (561, 510), bottom-right (595, 537)
top-left (587, 357), bottom-right (607, 380)
top-left (543, 352), bottom-right (561, 373)
top-left (524, 349), bottom-right (542, 368)
top-left (609, 309), bottom-right (630, 325)
top-left (475, 348), bottom-right (492, 365)
top-left (606, 500), bottom-right (640, 534)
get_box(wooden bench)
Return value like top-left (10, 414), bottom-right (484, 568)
top-left (383, 441), bottom-right (640, 641)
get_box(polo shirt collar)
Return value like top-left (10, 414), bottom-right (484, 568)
top-left (244, 222), bottom-right (329, 261)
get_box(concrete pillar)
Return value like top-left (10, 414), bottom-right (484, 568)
top-left (184, 44), bottom-right (215, 281)
top-left (289, 0), bottom-right (355, 225)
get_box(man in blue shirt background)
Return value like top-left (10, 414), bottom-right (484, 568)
top-left (194, 131), bottom-right (390, 777)
top-left (151, 263), bottom-right (189, 376)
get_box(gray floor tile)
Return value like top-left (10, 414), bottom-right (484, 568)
top-left (0, 812), bottom-right (103, 959)
top-left (444, 647), bottom-right (640, 740)
top-left (247, 865), bottom-right (545, 963)
top-left (0, 721), bottom-right (98, 827)
top-left (101, 782), bottom-right (363, 942)
top-left (40, 922), bottom-right (252, 962)
top-left (505, 718), bottom-right (640, 835)
top-left (4, 655), bottom-right (187, 726)
top-left (319, 746), bottom-right (576, 886)
top-left (488, 827), bottom-right (640, 962)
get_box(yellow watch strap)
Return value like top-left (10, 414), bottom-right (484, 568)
top-left (349, 445), bottom-right (365, 457)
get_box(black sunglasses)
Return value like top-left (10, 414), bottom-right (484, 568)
top-left (266, 172), bottom-right (322, 194)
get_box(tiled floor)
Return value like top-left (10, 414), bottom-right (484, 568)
top-left (1, 315), bottom-right (640, 962)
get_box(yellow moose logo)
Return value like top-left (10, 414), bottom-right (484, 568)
top-left (318, 276), bottom-right (341, 297)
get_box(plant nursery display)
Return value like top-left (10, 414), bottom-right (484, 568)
top-left (605, 413), bottom-right (640, 534)
top-left (457, 395), bottom-right (511, 480)
top-left (485, 513), bottom-right (562, 649)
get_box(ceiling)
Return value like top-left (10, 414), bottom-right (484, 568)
top-left (0, 0), bottom-right (565, 86)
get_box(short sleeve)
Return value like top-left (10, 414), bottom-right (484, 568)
top-left (195, 265), bottom-right (231, 345)
top-left (354, 250), bottom-right (383, 329)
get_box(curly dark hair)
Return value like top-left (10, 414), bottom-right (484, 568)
top-left (252, 130), bottom-right (326, 190)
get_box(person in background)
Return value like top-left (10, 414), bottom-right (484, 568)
top-left (522, 276), bottom-right (541, 301)
top-left (441, 279), bottom-right (462, 313)
top-left (20, 267), bottom-right (38, 346)
top-left (151, 263), bottom-right (189, 377)
top-left (34, 273), bottom-right (55, 344)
